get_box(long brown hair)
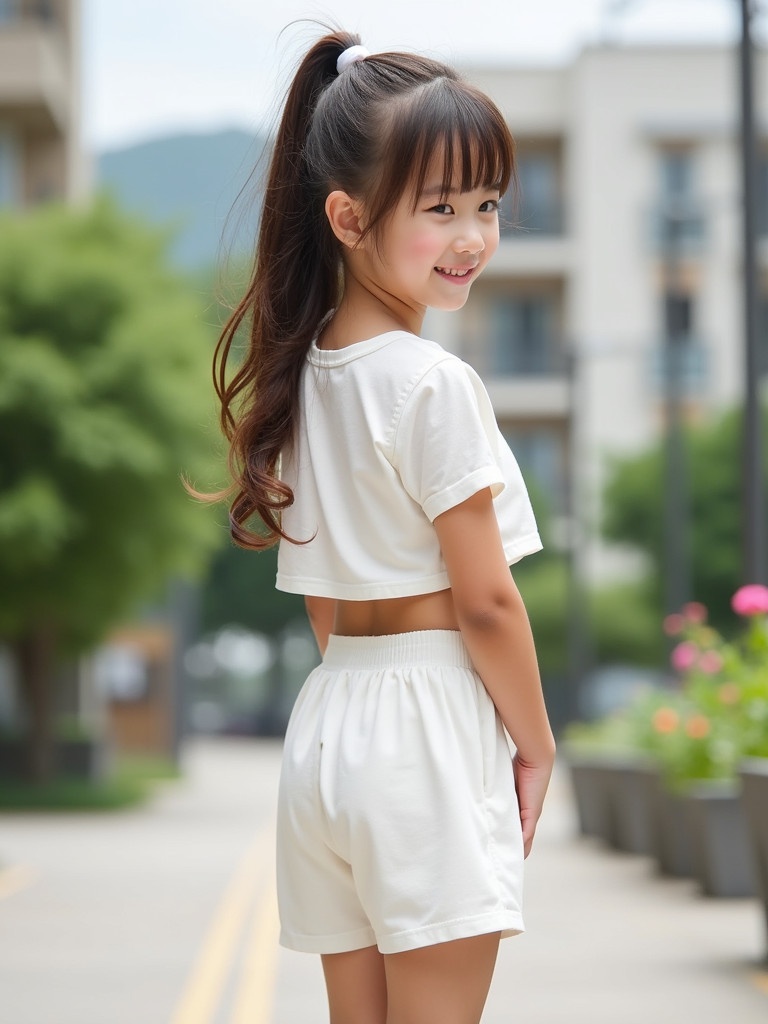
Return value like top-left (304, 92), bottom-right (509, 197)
top-left (213, 30), bottom-right (516, 549)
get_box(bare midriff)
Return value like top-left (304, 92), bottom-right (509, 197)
top-left (332, 588), bottom-right (460, 637)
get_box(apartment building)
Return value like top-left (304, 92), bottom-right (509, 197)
top-left (427, 44), bottom-right (768, 581)
top-left (0, 0), bottom-right (82, 205)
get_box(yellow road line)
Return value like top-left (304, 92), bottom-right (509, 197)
top-left (230, 876), bottom-right (280, 1024)
top-left (0, 864), bottom-right (35, 902)
top-left (169, 829), bottom-right (272, 1024)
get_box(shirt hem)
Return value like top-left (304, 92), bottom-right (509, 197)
top-left (423, 465), bottom-right (505, 523)
top-left (275, 570), bottom-right (454, 600)
top-left (504, 532), bottom-right (544, 566)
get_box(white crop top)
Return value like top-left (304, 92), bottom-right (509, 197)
top-left (275, 331), bottom-right (542, 600)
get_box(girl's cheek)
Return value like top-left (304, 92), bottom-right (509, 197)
top-left (404, 231), bottom-right (440, 260)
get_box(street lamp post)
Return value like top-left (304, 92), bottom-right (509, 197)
top-left (738, 0), bottom-right (766, 584)
top-left (661, 206), bottom-right (692, 616)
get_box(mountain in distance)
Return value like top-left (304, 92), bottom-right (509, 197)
top-left (96, 129), bottom-right (269, 271)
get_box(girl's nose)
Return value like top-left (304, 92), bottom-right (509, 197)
top-left (454, 227), bottom-right (485, 254)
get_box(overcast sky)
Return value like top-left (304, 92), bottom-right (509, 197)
top-left (81, 0), bottom-right (763, 151)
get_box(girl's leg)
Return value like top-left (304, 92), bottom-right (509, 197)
top-left (321, 945), bottom-right (388, 1024)
top-left (383, 932), bottom-right (501, 1024)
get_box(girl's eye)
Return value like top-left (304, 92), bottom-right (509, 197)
top-left (429, 204), bottom-right (454, 215)
top-left (480, 199), bottom-right (500, 213)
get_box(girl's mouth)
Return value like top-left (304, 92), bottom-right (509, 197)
top-left (434, 266), bottom-right (475, 283)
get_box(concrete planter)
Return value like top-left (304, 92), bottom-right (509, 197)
top-left (649, 785), bottom-right (695, 878)
top-left (565, 753), bottom-right (616, 841)
top-left (56, 737), bottom-right (109, 781)
top-left (0, 735), bottom-right (107, 781)
top-left (739, 759), bottom-right (768, 952)
top-left (684, 781), bottom-right (757, 898)
top-left (565, 751), bottom-right (658, 854)
top-left (602, 758), bottom-right (659, 856)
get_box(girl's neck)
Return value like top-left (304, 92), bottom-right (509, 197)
top-left (318, 272), bottom-right (425, 350)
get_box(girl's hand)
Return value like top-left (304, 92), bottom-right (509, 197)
top-left (512, 752), bottom-right (554, 858)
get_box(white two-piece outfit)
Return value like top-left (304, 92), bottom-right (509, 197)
top-left (275, 330), bottom-right (542, 955)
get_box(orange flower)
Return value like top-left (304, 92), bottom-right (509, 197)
top-left (652, 707), bottom-right (680, 734)
top-left (685, 714), bottom-right (711, 739)
top-left (718, 682), bottom-right (741, 706)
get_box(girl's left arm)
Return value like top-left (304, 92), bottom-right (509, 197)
top-left (304, 596), bottom-right (336, 655)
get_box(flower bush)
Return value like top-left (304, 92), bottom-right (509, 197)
top-left (627, 587), bottom-right (768, 790)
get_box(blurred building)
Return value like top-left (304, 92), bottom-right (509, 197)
top-left (428, 44), bottom-right (767, 582)
top-left (0, 0), bottom-right (85, 205)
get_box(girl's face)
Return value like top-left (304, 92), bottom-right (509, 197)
top-left (361, 168), bottom-right (501, 318)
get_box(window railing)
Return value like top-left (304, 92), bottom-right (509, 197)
top-left (650, 336), bottom-right (708, 394)
top-left (490, 335), bottom-right (567, 377)
top-left (648, 199), bottom-right (707, 255)
top-left (500, 200), bottom-right (564, 238)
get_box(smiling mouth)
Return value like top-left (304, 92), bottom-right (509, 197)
top-left (434, 266), bottom-right (475, 279)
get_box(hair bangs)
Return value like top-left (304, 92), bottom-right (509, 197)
top-left (365, 76), bottom-right (515, 235)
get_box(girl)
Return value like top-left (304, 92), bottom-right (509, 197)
top-left (213, 29), bottom-right (556, 1024)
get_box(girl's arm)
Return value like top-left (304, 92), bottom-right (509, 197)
top-left (434, 488), bottom-right (556, 857)
top-left (304, 595), bottom-right (337, 656)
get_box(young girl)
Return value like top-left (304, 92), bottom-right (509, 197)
top-left (213, 29), bottom-right (556, 1024)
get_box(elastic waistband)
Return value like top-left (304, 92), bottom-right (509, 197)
top-left (321, 630), bottom-right (475, 671)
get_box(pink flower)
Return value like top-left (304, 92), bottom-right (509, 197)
top-left (731, 584), bottom-right (768, 617)
top-left (671, 641), bottom-right (698, 672)
top-left (663, 614), bottom-right (685, 636)
top-left (698, 650), bottom-right (724, 674)
top-left (682, 601), bottom-right (708, 624)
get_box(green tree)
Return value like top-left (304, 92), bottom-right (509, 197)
top-left (200, 540), bottom-right (305, 636)
top-left (0, 199), bottom-right (220, 780)
top-left (602, 406), bottom-right (768, 630)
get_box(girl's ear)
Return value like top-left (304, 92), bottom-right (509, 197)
top-left (325, 191), bottom-right (365, 248)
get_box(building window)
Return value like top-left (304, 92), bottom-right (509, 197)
top-left (503, 146), bottom-right (562, 236)
top-left (0, 127), bottom-right (20, 207)
top-left (653, 290), bottom-right (707, 393)
top-left (664, 291), bottom-right (693, 340)
top-left (502, 424), bottom-right (566, 514)
top-left (653, 146), bottom-right (705, 251)
top-left (487, 294), bottom-right (563, 376)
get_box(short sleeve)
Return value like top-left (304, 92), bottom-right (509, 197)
top-left (392, 357), bottom-right (505, 522)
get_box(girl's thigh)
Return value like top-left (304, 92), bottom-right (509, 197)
top-left (383, 932), bottom-right (501, 1024)
top-left (321, 945), bottom-right (387, 1024)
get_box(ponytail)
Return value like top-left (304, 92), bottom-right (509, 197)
top-left (212, 29), bottom-right (515, 550)
top-left (214, 31), bottom-right (360, 550)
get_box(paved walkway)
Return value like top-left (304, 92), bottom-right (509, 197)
top-left (0, 738), bottom-right (766, 1023)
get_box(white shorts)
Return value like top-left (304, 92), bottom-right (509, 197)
top-left (276, 630), bottom-right (525, 955)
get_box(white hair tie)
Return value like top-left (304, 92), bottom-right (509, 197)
top-left (337, 45), bottom-right (370, 74)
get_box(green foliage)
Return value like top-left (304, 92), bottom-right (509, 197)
top-left (516, 556), bottom-right (663, 677)
top-left (0, 754), bottom-right (178, 811)
top-left (617, 603), bottom-right (768, 790)
top-left (589, 580), bottom-right (665, 666)
top-left (561, 713), bottom-right (637, 756)
top-left (200, 537), bottom-right (306, 637)
top-left (602, 406), bottom-right (768, 629)
top-left (0, 198), bottom-right (220, 652)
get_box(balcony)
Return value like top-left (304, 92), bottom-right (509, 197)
top-left (647, 199), bottom-right (708, 258)
top-left (0, 13), bottom-right (70, 133)
top-left (487, 375), bottom-right (571, 420)
top-left (649, 335), bottom-right (708, 396)
top-left (482, 333), bottom-right (570, 419)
